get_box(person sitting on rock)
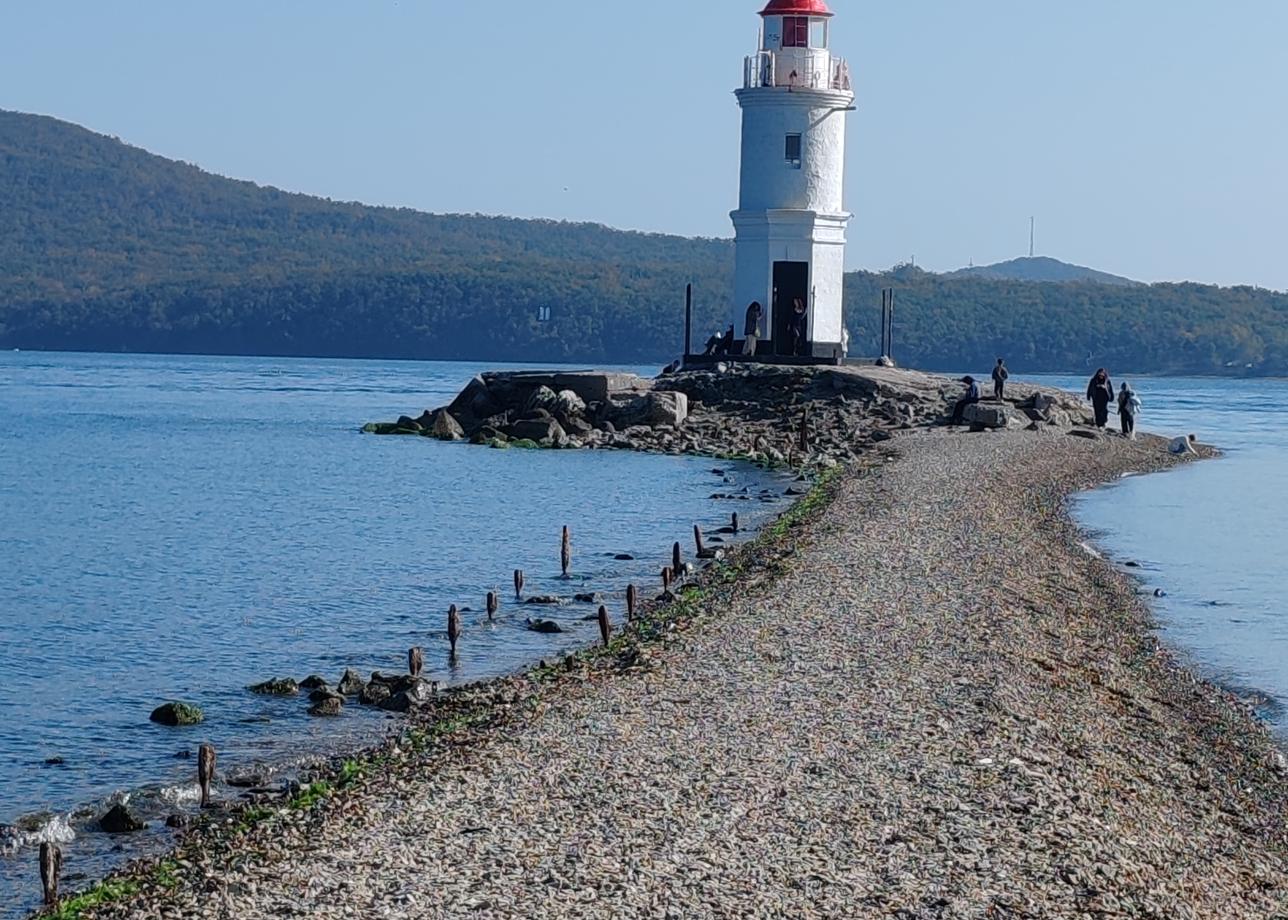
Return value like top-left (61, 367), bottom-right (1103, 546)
top-left (701, 331), bottom-right (723, 356)
top-left (716, 325), bottom-right (735, 356)
top-left (950, 375), bottom-right (981, 425)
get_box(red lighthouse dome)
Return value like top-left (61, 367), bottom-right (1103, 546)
top-left (760, 0), bottom-right (833, 16)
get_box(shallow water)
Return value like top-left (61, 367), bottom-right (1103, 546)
top-left (0, 352), bottom-right (791, 913)
top-left (1034, 374), bottom-right (1288, 737)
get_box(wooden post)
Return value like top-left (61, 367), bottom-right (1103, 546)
top-left (39, 842), bottom-right (61, 907)
top-left (672, 541), bottom-right (683, 576)
top-left (598, 605), bottom-right (611, 647)
top-left (447, 605), bottom-right (461, 657)
top-left (486, 591), bottom-right (498, 621)
top-left (408, 646), bottom-right (424, 678)
top-left (561, 526), bottom-right (572, 579)
top-left (798, 408), bottom-right (809, 454)
top-left (514, 569), bottom-right (524, 600)
top-left (661, 567), bottom-right (672, 593)
top-left (626, 584), bottom-right (638, 622)
top-left (732, 512), bottom-right (740, 534)
top-left (693, 524), bottom-right (706, 557)
top-left (197, 743), bottom-right (216, 809)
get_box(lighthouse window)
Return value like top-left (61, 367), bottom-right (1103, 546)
top-left (782, 16), bottom-right (809, 48)
top-left (810, 19), bottom-right (828, 49)
top-left (785, 134), bottom-right (802, 168)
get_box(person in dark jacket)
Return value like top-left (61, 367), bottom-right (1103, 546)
top-left (950, 376), bottom-right (982, 425)
top-left (1086, 368), bottom-right (1114, 428)
top-left (743, 301), bottom-right (763, 357)
top-left (789, 298), bottom-right (809, 356)
top-left (1117, 382), bottom-right (1141, 438)
top-left (991, 358), bottom-right (1009, 401)
top-left (717, 325), bottom-right (735, 356)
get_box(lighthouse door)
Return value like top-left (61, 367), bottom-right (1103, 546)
top-left (771, 261), bottom-right (809, 356)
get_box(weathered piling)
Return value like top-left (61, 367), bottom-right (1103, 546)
top-left (486, 591), bottom-right (498, 621)
top-left (626, 584), bottom-right (638, 622)
top-left (661, 567), bottom-right (672, 593)
top-left (39, 841), bottom-right (61, 906)
top-left (514, 569), bottom-right (525, 600)
top-left (447, 605), bottom-right (462, 657)
top-left (672, 542), bottom-right (683, 577)
top-left (197, 743), bottom-right (216, 809)
top-left (408, 646), bottom-right (424, 678)
top-left (732, 512), bottom-right (740, 534)
top-left (798, 408), bottom-right (810, 453)
top-left (561, 526), bottom-right (572, 578)
top-left (694, 524), bottom-right (706, 556)
top-left (597, 605), bottom-right (611, 646)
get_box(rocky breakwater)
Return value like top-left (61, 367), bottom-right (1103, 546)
top-left (364, 364), bottom-right (1096, 468)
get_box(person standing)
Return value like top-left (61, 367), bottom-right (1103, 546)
top-left (991, 358), bottom-right (1009, 401)
top-left (1117, 382), bottom-right (1142, 439)
top-left (949, 375), bottom-right (982, 425)
top-left (743, 301), bottom-right (763, 357)
top-left (789, 297), bottom-right (809, 356)
top-left (1086, 368), bottom-right (1114, 428)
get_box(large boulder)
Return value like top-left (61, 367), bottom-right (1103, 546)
top-left (524, 386), bottom-right (560, 415)
top-left (428, 409), bottom-right (465, 441)
top-left (100, 804), bottom-right (145, 834)
top-left (248, 678), bottom-right (298, 696)
top-left (612, 391), bottom-right (690, 428)
top-left (149, 702), bottom-right (204, 727)
top-left (308, 695), bottom-right (344, 717)
top-left (553, 389), bottom-right (587, 420)
top-left (378, 678), bottom-right (436, 713)
top-left (336, 668), bottom-right (365, 696)
top-left (506, 417), bottom-right (568, 447)
top-left (447, 375), bottom-right (501, 422)
top-left (963, 404), bottom-right (1010, 429)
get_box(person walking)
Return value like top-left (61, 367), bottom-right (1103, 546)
top-left (1086, 368), bottom-right (1114, 429)
top-left (991, 358), bottom-right (1009, 401)
top-left (1117, 382), bottom-right (1142, 439)
top-left (949, 375), bottom-right (981, 425)
top-left (743, 301), bottom-right (763, 357)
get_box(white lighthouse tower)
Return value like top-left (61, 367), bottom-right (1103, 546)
top-left (731, 0), bottom-right (854, 360)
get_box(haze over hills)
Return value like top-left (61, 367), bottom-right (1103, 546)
top-left (2, 109), bottom-right (1286, 374)
top-left (947, 257), bottom-right (1140, 287)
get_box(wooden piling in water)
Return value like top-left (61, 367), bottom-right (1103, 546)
top-left (693, 524), bottom-right (706, 556)
top-left (598, 605), bottom-right (611, 646)
top-left (672, 541), bottom-right (683, 576)
top-left (561, 526), bottom-right (572, 578)
top-left (408, 646), bottom-right (424, 678)
top-left (486, 591), bottom-right (498, 621)
top-left (514, 569), bottom-right (525, 600)
top-left (197, 743), bottom-right (216, 809)
top-left (448, 605), bottom-right (461, 656)
top-left (626, 584), bottom-right (638, 621)
top-left (39, 842), bottom-right (61, 906)
top-left (732, 512), bottom-right (740, 534)
top-left (662, 567), bottom-right (672, 593)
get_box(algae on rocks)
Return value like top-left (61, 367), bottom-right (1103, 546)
top-left (149, 701), bottom-right (204, 726)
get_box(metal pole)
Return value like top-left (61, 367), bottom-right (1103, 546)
top-left (888, 290), bottom-right (896, 362)
top-left (684, 283), bottom-right (692, 358)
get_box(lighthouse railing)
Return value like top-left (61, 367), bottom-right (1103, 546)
top-left (744, 51), bottom-right (852, 92)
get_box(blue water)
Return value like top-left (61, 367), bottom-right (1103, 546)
top-left (1036, 374), bottom-right (1288, 734)
top-left (0, 352), bottom-right (791, 913)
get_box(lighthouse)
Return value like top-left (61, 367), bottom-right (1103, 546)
top-left (731, 0), bottom-right (854, 360)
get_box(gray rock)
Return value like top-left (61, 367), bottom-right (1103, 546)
top-left (507, 417), bottom-right (567, 446)
top-left (358, 681), bottom-right (392, 706)
top-left (554, 389), bottom-right (587, 419)
top-left (336, 668), bottom-right (365, 696)
top-left (248, 678), bottom-right (298, 696)
top-left (524, 385), bottom-right (560, 415)
top-left (299, 675), bottom-right (329, 691)
top-left (525, 595), bottom-right (564, 606)
top-left (378, 678), bottom-right (436, 713)
top-left (962, 404), bottom-right (1010, 429)
top-left (308, 696), bottom-right (344, 717)
top-left (526, 618), bottom-right (565, 634)
top-left (429, 409), bottom-right (466, 441)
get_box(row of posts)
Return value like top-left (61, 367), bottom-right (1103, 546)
top-left (34, 511), bottom-right (740, 907)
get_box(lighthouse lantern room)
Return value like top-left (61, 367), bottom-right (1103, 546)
top-left (731, 0), bottom-right (854, 360)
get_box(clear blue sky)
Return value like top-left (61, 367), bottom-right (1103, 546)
top-left (2, 1), bottom-right (1285, 290)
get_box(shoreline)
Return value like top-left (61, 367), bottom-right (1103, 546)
top-left (31, 414), bottom-right (1288, 918)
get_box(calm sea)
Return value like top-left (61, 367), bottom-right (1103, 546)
top-left (0, 352), bottom-right (793, 913)
top-left (1035, 373), bottom-right (1288, 735)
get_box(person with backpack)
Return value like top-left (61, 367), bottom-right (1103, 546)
top-left (991, 358), bottom-right (1009, 401)
top-left (1118, 382), bottom-right (1142, 439)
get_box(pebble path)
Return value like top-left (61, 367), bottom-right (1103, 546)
top-left (91, 430), bottom-right (1288, 919)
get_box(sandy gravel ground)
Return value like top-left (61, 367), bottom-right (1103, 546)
top-left (87, 430), bottom-right (1288, 920)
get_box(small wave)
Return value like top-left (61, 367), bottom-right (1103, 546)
top-left (0, 812), bottom-right (76, 856)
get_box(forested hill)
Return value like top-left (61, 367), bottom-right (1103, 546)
top-left (2, 109), bottom-right (1286, 374)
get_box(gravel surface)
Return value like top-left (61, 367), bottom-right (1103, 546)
top-left (81, 429), bottom-right (1288, 919)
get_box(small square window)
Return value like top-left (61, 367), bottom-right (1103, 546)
top-left (785, 133), bottom-right (802, 168)
top-left (782, 16), bottom-right (809, 48)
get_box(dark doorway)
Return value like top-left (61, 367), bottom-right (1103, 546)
top-left (772, 261), bottom-right (809, 356)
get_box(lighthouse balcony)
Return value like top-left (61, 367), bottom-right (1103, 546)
top-left (744, 49), bottom-right (852, 93)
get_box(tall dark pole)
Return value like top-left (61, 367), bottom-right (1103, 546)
top-left (888, 290), bottom-right (895, 362)
top-left (684, 283), bottom-right (693, 359)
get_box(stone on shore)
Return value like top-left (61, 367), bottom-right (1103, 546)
top-left (99, 803), bottom-right (145, 834)
top-left (308, 695), bottom-right (345, 717)
top-left (336, 668), bottom-right (365, 696)
top-left (428, 409), bottom-right (465, 441)
top-left (149, 702), bottom-right (204, 727)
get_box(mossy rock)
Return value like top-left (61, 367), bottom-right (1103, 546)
top-left (487, 438), bottom-right (511, 450)
top-left (361, 422), bottom-right (400, 435)
top-left (509, 439), bottom-right (541, 450)
top-left (248, 678), bottom-right (299, 696)
top-left (149, 701), bottom-right (204, 726)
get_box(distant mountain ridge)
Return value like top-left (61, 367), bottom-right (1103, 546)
top-left (2, 109), bottom-right (1287, 375)
top-left (947, 257), bottom-right (1140, 287)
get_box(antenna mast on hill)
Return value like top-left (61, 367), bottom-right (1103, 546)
top-left (1029, 217), bottom-right (1035, 258)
